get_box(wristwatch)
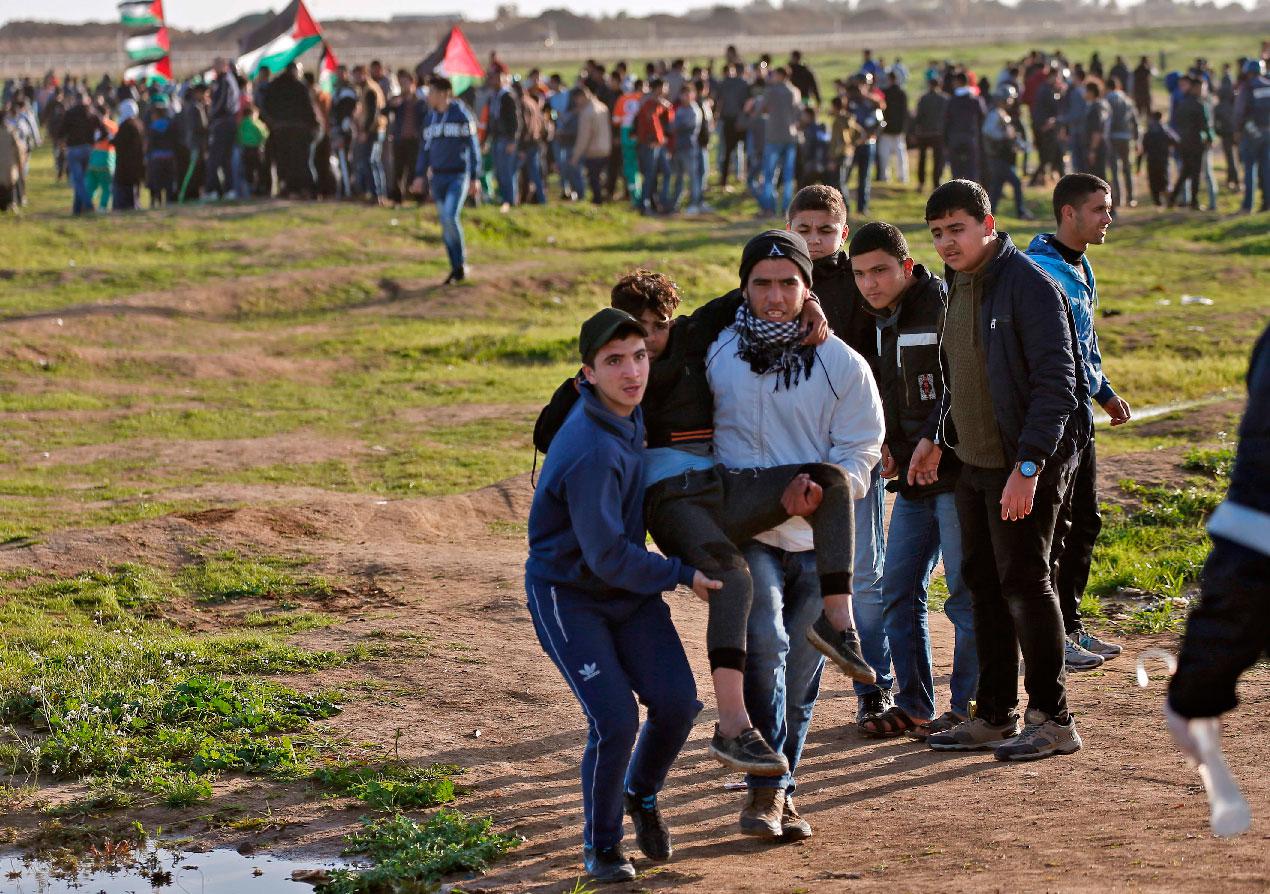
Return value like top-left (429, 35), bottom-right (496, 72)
top-left (1017, 460), bottom-right (1041, 479)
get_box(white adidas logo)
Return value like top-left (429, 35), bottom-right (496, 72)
top-left (578, 662), bottom-right (600, 682)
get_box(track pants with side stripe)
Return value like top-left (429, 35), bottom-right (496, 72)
top-left (525, 577), bottom-right (701, 850)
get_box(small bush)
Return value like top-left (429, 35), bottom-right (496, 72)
top-left (323, 810), bottom-right (519, 894)
top-left (313, 762), bottom-right (459, 811)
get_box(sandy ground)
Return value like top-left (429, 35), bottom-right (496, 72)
top-left (2, 463), bottom-right (1266, 894)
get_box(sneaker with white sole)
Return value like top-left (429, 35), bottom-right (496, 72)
top-left (1064, 635), bottom-right (1105, 671)
top-left (993, 709), bottom-right (1082, 761)
top-left (928, 714), bottom-right (1020, 751)
top-left (709, 725), bottom-right (789, 776)
top-left (1076, 628), bottom-right (1122, 658)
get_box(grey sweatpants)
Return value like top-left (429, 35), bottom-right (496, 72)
top-left (644, 463), bottom-right (856, 672)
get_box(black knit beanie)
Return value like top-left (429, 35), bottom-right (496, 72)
top-left (739, 230), bottom-right (814, 291)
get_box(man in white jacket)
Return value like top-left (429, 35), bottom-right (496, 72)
top-left (705, 229), bottom-right (884, 841)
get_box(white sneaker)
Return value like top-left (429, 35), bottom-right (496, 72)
top-left (1064, 635), bottom-right (1105, 671)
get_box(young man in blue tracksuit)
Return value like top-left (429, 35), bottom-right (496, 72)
top-left (1027, 173), bottom-right (1134, 672)
top-left (526, 308), bottom-right (720, 884)
top-left (410, 77), bottom-right (481, 285)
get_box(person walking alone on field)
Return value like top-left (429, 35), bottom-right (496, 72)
top-left (410, 77), bottom-right (481, 285)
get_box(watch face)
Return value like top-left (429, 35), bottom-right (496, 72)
top-left (1020, 461), bottom-right (1038, 478)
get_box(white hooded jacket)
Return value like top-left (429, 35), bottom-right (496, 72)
top-left (706, 326), bottom-right (884, 553)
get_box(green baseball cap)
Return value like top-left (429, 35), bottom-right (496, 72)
top-left (578, 307), bottom-right (647, 365)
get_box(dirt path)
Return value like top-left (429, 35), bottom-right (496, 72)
top-left (3, 465), bottom-right (1266, 893)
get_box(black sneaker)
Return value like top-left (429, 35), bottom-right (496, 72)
top-left (709, 725), bottom-right (789, 776)
top-left (856, 689), bottom-right (894, 726)
top-left (806, 613), bottom-right (877, 684)
top-left (443, 266), bottom-right (467, 285)
top-left (583, 844), bottom-right (636, 883)
top-left (624, 792), bottom-right (672, 861)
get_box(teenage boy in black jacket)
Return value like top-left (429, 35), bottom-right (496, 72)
top-left (786, 185), bottom-right (892, 731)
top-left (846, 222), bottom-right (976, 742)
top-left (913, 179), bottom-right (1092, 762)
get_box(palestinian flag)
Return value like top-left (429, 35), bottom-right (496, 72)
top-left (125, 27), bottom-right (169, 63)
top-left (415, 26), bottom-right (484, 97)
top-left (235, 0), bottom-right (323, 79)
top-left (123, 55), bottom-right (173, 86)
top-left (318, 42), bottom-right (339, 95)
top-left (119, 0), bottom-right (164, 29)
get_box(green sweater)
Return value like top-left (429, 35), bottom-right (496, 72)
top-left (945, 261), bottom-right (1007, 470)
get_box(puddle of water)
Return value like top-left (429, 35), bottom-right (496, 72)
top-left (0, 846), bottom-right (358, 894)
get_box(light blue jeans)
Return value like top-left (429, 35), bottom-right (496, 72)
top-left (742, 544), bottom-right (825, 796)
top-left (880, 490), bottom-right (978, 720)
top-left (431, 172), bottom-right (470, 272)
top-left (852, 467), bottom-right (891, 698)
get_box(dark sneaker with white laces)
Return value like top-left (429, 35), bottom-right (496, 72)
top-left (780, 795), bottom-right (812, 840)
top-left (1064, 635), bottom-right (1105, 671)
top-left (709, 725), bottom-right (789, 776)
top-left (807, 613), bottom-right (878, 683)
top-left (624, 792), bottom-right (672, 861)
top-left (1076, 628), bottom-right (1122, 658)
top-left (583, 844), bottom-right (636, 883)
top-left (928, 714), bottom-right (1020, 751)
top-left (994, 709), bottom-right (1082, 762)
top-left (739, 786), bottom-right (785, 838)
top-left (856, 689), bottom-right (894, 726)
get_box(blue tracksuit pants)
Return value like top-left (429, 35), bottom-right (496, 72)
top-left (525, 576), bottom-right (701, 850)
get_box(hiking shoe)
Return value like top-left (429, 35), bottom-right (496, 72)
top-left (856, 689), bottom-right (894, 726)
top-left (781, 795), bottom-right (812, 840)
top-left (807, 613), bottom-right (878, 684)
top-left (709, 725), bottom-right (789, 777)
top-left (739, 786), bottom-right (785, 838)
top-left (994, 709), bottom-right (1083, 762)
top-left (624, 792), bottom-right (672, 861)
top-left (1076, 628), bottom-right (1122, 658)
top-left (925, 711), bottom-right (968, 739)
top-left (928, 714), bottom-right (1020, 751)
top-left (1064, 635), bottom-right (1105, 671)
top-left (583, 844), bottom-right (636, 883)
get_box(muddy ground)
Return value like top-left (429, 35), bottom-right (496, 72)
top-left (0, 433), bottom-right (1266, 893)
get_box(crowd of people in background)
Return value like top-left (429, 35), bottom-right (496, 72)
top-left (1, 40), bottom-right (1268, 222)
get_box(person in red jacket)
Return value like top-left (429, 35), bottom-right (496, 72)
top-left (634, 78), bottom-right (672, 214)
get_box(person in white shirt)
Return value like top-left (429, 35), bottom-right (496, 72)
top-left (704, 229), bottom-right (884, 841)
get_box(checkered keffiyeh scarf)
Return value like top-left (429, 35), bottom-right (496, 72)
top-left (733, 301), bottom-right (816, 390)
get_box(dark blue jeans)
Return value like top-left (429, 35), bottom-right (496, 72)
top-left (204, 118), bottom-right (237, 197)
top-left (526, 577), bottom-right (700, 851)
top-left (742, 543), bottom-right (825, 795)
top-left (848, 141), bottom-right (875, 214)
top-left (67, 144), bottom-right (93, 214)
top-left (431, 172), bottom-right (469, 273)
top-left (492, 137), bottom-right (518, 205)
top-left (637, 143), bottom-right (669, 211)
